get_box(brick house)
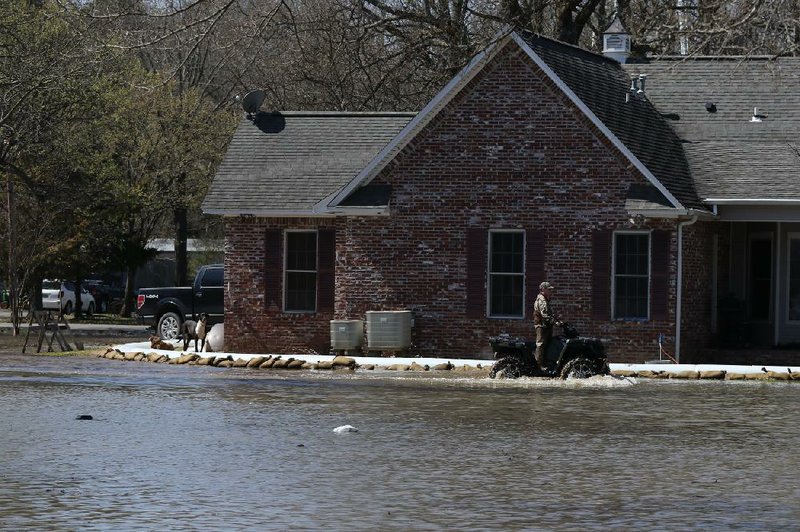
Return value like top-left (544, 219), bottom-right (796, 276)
top-left (202, 23), bottom-right (800, 363)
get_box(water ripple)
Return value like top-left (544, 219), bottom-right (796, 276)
top-left (1, 354), bottom-right (799, 529)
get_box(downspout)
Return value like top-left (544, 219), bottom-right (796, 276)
top-left (675, 215), bottom-right (698, 362)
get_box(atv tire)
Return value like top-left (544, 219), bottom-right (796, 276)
top-left (490, 357), bottom-right (522, 379)
top-left (560, 357), bottom-right (598, 379)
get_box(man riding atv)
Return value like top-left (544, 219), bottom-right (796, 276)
top-left (489, 281), bottom-right (609, 379)
top-left (533, 281), bottom-right (559, 369)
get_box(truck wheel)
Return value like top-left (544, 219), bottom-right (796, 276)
top-left (157, 312), bottom-right (182, 340)
top-left (561, 357), bottom-right (595, 379)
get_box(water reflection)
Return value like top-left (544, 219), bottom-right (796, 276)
top-left (1, 354), bottom-right (799, 530)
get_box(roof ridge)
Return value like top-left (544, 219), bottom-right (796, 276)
top-left (515, 29), bottom-right (620, 66)
top-left (259, 111), bottom-right (418, 117)
top-left (641, 55), bottom-right (800, 62)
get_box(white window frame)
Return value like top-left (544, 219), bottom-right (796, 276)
top-left (487, 229), bottom-right (526, 319)
top-left (786, 232), bottom-right (800, 324)
top-left (612, 230), bottom-right (651, 321)
top-left (283, 229), bottom-right (318, 313)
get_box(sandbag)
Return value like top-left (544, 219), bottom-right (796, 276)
top-left (246, 356), bottom-right (267, 368)
top-left (725, 373), bottom-right (746, 380)
top-left (332, 356), bottom-right (356, 369)
top-left (671, 371), bottom-right (700, 379)
top-left (272, 358), bottom-right (292, 369)
top-left (767, 371), bottom-right (791, 381)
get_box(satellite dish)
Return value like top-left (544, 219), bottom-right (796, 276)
top-left (241, 90), bottom-right (266, 115)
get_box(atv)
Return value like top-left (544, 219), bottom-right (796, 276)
top-left (488, 323), bottom-right (609, 379)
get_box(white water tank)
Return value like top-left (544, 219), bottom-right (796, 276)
top-left (330, 320), bottom-right (364, 350)
top-left (366, 310), bottom-right (412, 350)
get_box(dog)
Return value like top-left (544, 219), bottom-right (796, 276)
top-left (149, 335), bottom-right (175, 351)
top-left (181, 313), bottom-right (209, 352)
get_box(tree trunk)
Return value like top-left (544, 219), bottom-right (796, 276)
top-left (175, 207), bottom-right (188, 286)
top-left (120, 266), bottom-right (137, 318)
top-left (7, 173), bottom-right (19, 335)
top-left (74, 273), bottom-right (84, 318)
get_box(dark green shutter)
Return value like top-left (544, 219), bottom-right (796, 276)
top-left (526, 230), bottom-right (545, 318)
top-left (317, 229), bottom-right (336, 312)
top-left (466, 228), bottom-right (487, 318)
top-left (650, 230), bottom-right (670, 321)
top-left (264, 229), bottom-right (282, 310)
top-left (592, 231), bottom-right (612, 320)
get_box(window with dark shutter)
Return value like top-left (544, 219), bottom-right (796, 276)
top-left (264, 229), bottom-right (283, 310)
top-left (592, 231), bottom-right (611, 320)
top-left (466, 228), bottom-right (487, 318)
top-left (317, 229), bottom-right (336, 312)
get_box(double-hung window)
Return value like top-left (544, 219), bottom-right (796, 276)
top-left (488, 231), bottom-right (525, 318)
top-left (285, 231), bottom-right (317, 312)
top-left (613, 232), bottom-right (650, 320)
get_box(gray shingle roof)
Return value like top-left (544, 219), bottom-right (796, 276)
top-left (202, 112), bottom-right (415, 214)
top-left (518, 32), bottom-right (705, 211)
top-left (624, 57), bottom-right (800, 201)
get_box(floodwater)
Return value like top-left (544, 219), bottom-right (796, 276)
top-left (1, 354), bottom-right (799, 530)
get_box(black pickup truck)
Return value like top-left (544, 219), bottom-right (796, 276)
top-left (136, 264), bottom-right (224, 340)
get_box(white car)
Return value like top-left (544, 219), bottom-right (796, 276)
top-left (41, 280), bottom-right (96, 315)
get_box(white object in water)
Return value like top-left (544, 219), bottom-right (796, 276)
top-left (205, 323), bottom-right (224, 352)
top-left (333, 425), bottom-right (358, 434)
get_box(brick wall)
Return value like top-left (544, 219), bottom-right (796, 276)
top-left (224, 217), bottom-right (339, 355)
top-left (222, 41), bottom-right (709, 362)
top-left (677, 221), bottom-right (714, 362)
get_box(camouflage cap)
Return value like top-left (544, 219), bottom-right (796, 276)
top-left (539, 281), bottom-right (554, 290)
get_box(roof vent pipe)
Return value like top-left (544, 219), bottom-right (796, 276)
top-left (627, 76), bottom-right (647, 102)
